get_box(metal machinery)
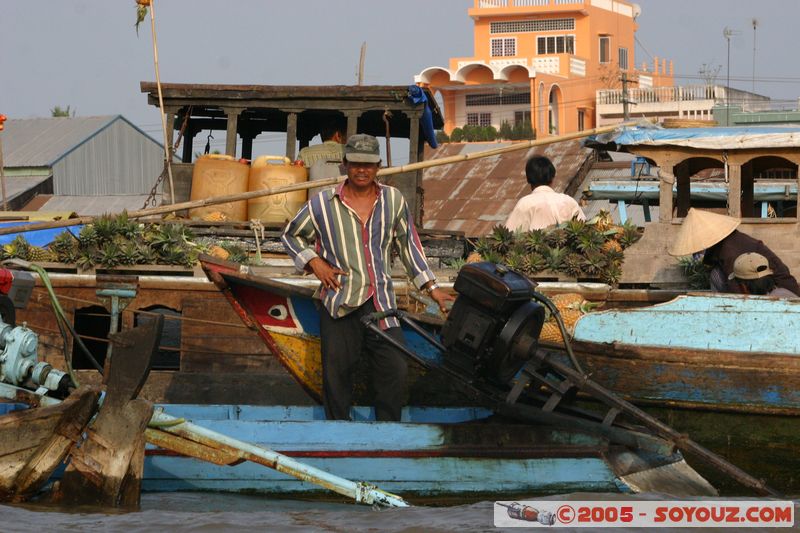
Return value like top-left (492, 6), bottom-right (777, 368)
top-left (0, 268), bottom-right (71, 395)
top-left (440, 262), bottom-right (545, 386)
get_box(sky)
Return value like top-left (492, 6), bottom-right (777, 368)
top-left (2, 0), bottom-right (799, 159)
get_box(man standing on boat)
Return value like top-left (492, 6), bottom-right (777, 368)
top-left (504, 155), bottom-right (585, 231)
top-left (282, 134), bottom-right (453, 421)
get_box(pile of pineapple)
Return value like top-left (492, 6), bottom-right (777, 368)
top-left (1, 213), bottom-right (250, 270)
top-left (470, 212), bottom-right (642, 285)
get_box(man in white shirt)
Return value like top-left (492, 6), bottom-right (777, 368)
top-left (504, 156), bottom-right (585, 232)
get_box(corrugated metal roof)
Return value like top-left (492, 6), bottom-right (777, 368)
top-left (39, 195), bottom-right (156, 216)
top-left (0, 175), bottom-right (51, 202)
top-left (2, 116), bottom-right (118, 167)
top-left (421, 140), bottom-right (593, 237)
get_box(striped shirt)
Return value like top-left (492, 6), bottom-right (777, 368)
top-left (282, 181), bottom-right (436, 329)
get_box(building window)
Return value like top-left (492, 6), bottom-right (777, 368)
top-left (514, 111), bottom-right (532, 125)
top-left (467, 113), bottom-right (493, 126)
top-left (537, 35), bottom-right (575, 55)
top-left (466, 92), bottom-right (531, 106)
top-left (599, 36), bottom-right (610, 63)
top-left (491, 18), bottom-right (575, 34)
top-left (491, 37), bottom-right (516, 57)
top-left (618, 47), bottom-right (628, 70)
top-left (578, 110), bottom-right (585, 131)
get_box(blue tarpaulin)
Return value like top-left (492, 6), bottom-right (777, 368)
top-left (587, 125), bottom-right (800, 150)
top-left (0, 223), bottom-right (83, 247)
top-left (407, 85), bottom-right (438, 149)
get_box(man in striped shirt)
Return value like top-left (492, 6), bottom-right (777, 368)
top-left (282, 134), bottom-right (453, 421)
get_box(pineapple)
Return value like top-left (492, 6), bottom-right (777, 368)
top-left (619, 221), bottom-right (642, 249)
top-left (521, 229), bottom-right (547, 254)
top-left (539, 293), bottom-right (592, 344)
top-left (465, 251), bottom-right (482, 264)
top-left (76, 250), bottom-right (96, 271)
top-left (78, 225), bottom-right (99, 247)
top-left (28, 246), bottom-right (55, 262)
top-left (209, 245), bottom-right (230, 260)
top-left (504, 251), bottom-right (525, 272)
top-left (489, 225), bottom-right (514, 255)
top-left (92, 214), bottom-right (117, 245)
top-left (544, 246), bottom-right (568, 272)
top-left (112, 211), bottom-right (141, 240)
top-left (601, 239), bottom-right (623, 254)
top-left (203, 211), bottom-right (228, 222)
top-left (522, 252), bottom-right (547, 275)
top-left (601, 261), bottom-right (624, 285)
top-left (562, 253), bottom-right (585, 278)
top-left (581, 251), bottom-right (607, 277)
top-left (50, 231), bottom-right (80, 263)
top-left (97, 242), bottom-right (122, 268)
top-left (481, 250), bottom-right (503, 264)
top-left (474, 237), bottom-right (494, 258)
top-left (563, 219), bottom-right (587, 246)
top-left (576, 229), bottom-right (606, 254)
top-left (592, 209), bottom-right (614, 232)
top-left (4, 235), bottom-right (31, 260)
top-left (118, 241), bottom-right (141, 266)
top-left (544, 227), bottom-right (569, 248)
top-left (220, 242), bottom-right (249, 264)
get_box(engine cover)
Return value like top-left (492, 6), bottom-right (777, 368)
top-left (441, 262), bottom-right (544, 385)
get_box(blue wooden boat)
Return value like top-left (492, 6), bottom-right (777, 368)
top-left (142, 403), bottom-right (714, 497)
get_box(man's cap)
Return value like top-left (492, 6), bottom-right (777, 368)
top-left (729, 252), bottom-right (773, 280)
top-left (668, 208), bottom-right (741, 256)
top-left (344, 134), bottom-right (381, 163)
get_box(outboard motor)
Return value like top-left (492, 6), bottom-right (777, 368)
top-left (441, 262), bottom-right (545, 386)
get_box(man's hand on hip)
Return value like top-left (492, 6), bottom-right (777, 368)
top-left (308, 257), bottom-right (347, 290)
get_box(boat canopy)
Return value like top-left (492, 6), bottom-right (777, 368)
top-left (587, 125), bottom-right (800, 150)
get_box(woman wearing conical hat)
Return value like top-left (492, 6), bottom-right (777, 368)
top-left (668, 208), bottom-right (800, 294)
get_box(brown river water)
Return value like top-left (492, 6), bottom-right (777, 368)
top-left (1, 493), bottom-right (797, 532)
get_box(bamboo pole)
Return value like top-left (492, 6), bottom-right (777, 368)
top-left (0, 121), bottom-right (640, 236)
top-left (148, 0), bottom-right (175, 205)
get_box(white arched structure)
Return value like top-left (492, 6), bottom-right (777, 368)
top-left (414, 66), bottom-right (456, 85)
top-left (453, 62), bottom-right (496, 83)
top-left (497, 64), bottom-right (535, 81)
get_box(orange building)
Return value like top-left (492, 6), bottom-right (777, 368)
top-left (416, 0), bottom-right (674, 137)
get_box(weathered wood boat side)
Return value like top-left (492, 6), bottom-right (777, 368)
top-left (141, 404), bottom-right (713, 497)
top-left (0, 386), bottom-right (100, 502)
top-left (567, 294), bottom-right (800, 414)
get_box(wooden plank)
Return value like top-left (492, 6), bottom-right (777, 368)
top-left (180, 297), bottom-right (272, 373)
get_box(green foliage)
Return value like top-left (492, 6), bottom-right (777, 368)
top-left (678, 256), bottom-right (711, 290)
top-left (498, 121), bottom-right (513, 140)
top-left (469, 217), bottom-right (643, 286)
top-left (435, 130), bottom-right (450, 144)
top-left (50, 105), bottom-right (75, 117)
top-left (449, 127), bottom-right (464, 143)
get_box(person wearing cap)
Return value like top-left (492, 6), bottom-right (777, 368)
top-left (729, 252), bottom-right (798, 298)
top-left (669, 208), bottom-right (799, 294)
top-left (504, 155), bottom-right (585, 232)
top-left (282, 134), bottom-right (454, 421)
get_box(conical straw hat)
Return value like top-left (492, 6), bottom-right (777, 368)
top-left (668, 208), bottom-right (740, 256)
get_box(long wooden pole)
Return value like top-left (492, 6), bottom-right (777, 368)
top-left (149, 0), bottom-right (175, 205)
top-left (0, 121), bottom-right (639, 236)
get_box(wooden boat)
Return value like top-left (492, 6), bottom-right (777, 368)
top-left (198, 256), bottom-right (797, 494)
top-left (0, 386), bottom-right (100, 502)
top-left (141, 403), bottom-right (714, 498)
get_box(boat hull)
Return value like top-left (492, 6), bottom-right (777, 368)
top-left (142, 404), bottom-right (709, 497)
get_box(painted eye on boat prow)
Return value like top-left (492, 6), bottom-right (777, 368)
top-left (267, 305), bottom-right (288, 320)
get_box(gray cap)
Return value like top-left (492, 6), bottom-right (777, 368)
top-left (344, 134), bottom-right (381, 163)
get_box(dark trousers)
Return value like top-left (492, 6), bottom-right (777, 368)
top-left (319, 300), bottom-right (408, 421)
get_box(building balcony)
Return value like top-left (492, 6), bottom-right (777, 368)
top-left (469, 0), bottom-right (589, 17)
top-left (595, 84), bottom-right (772, 126)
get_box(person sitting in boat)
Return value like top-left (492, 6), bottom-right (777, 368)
top-left (282, 134), bottom-right (454, 422)
top-left (729, 252), bottom-right (799, 298)
top-left (668, 208), bottom-right (800, 294)
top-left (504, 155), bottom-right (585, 231)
